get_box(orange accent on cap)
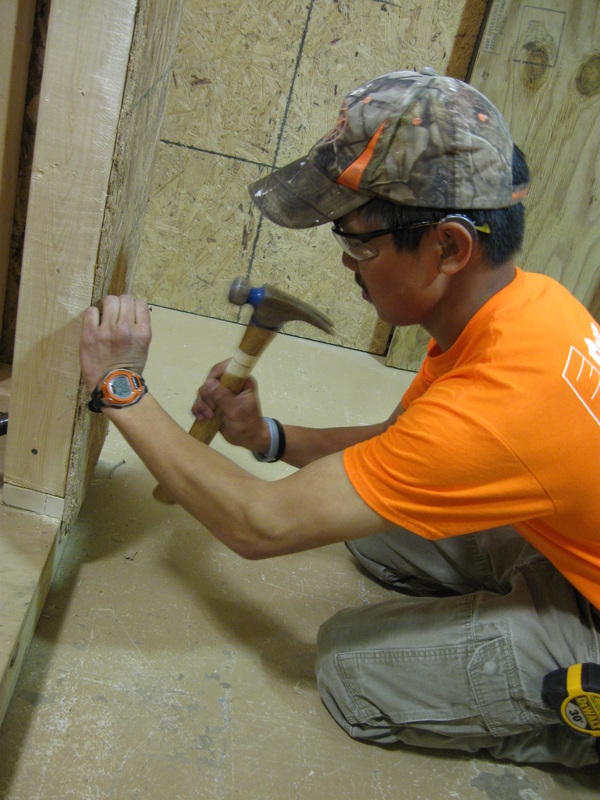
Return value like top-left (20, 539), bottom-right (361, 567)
top-left (336, 120), bottom-right (387, 191)
top-left (477, 112), bottom-right (488, 122)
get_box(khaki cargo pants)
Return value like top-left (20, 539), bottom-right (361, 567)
top-left (315, 526), bottom-right (600, 768)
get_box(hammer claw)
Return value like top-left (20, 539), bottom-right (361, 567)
top-left (229, 278), bottom-right (334, 334)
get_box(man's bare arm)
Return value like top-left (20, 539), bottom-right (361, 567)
top-left (80, 294), bottom-right (393, 558)
top-left (103, 394), bottom-right (391, 558)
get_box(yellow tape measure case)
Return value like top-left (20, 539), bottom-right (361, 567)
top-left (542, 663), bottom-right (600, 738)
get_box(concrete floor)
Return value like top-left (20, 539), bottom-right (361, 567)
top-left (0, 307), bottom-right (598, 799)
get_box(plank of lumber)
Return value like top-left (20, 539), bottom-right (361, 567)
top-left (63, 0), bottom-right (185, 530)
top-left (0, 0), bottom-right (184, 735)
top-left (3, 0), bottom-right (138, 500)
top-left (0, 0), bottom-right (36, 336)
top-left (0, 505), bottom-right (62, 727)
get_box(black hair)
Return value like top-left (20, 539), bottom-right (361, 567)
top-left (359, 145), bottom-right (530, 266)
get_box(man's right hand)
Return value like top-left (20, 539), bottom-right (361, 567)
top-left (192, 360), bottom-right (271, 453)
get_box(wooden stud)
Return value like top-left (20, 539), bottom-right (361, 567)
top-left (0, 0), bottom-right (184, 731)
top-left (4, 0), bottom-right (139, 500)
top-left (0, 0), bottom-right (37, 336)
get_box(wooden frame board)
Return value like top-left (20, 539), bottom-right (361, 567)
top-left (0, 0), bottom-right (183, 729)
top-left (0, 0), bottom-right (37, 338)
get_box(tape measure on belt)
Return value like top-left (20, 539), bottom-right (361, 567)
top-left (542, 663), bottom-right (600, 737)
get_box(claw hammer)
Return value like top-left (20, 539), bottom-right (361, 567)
top-left (153, 278), bottom-right (334, 503)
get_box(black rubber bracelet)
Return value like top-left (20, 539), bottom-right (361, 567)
top-left (252, 417), bottom-right (286, 463)
top-left (273, 418), bottom-right (286, 461)
top-left (252, 417), bottom-right (279, 462)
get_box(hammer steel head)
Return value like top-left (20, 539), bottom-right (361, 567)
top-left (228, 278), bottom-right (334, 334)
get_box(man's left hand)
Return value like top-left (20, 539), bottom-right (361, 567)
top-left (80, 295), bottom-right (152, 392)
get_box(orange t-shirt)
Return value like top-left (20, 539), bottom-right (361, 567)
top-left (344, 268), bottom-right (600, 609)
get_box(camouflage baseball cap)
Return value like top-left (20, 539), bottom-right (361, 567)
top-left (248, 68), bottom-right (529, 228)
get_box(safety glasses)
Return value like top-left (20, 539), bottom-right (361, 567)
top-left (331, 216), bottom-right (491, 262)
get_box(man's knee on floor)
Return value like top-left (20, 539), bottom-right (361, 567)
top-left (315, 611), bottom-right (360, 735)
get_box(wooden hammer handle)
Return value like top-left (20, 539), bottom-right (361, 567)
top-left (153, 323), bottom-right (277, 504)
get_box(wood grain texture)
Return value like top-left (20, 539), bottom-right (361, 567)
top-left (0, 0), bottom-right (50, 366)
top-left (0, 0), bottom-right (36, 337)
top-left (0, 0), bottom-right (183, 735)
top-left (446, 0), bottom-right (489, 79)
top-left (386, 323), bottom-right (431, 374)
top-left (3, 0), bottom-right (138, 500)
top-left (0, 506), bottom-right (62, 728)
top-left (63, 0), bottom-right (184, 531)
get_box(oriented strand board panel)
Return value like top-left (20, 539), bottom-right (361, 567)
top-left (133, 0), bottom-right (480, 353)
top-left (388, 0), bottom-right (600, 370)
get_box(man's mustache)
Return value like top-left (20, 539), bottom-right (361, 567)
top-left (354, 272), bottom-right (366, 291)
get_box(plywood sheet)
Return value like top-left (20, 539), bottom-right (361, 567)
top-left (134, 0), bottom-right (478, 353)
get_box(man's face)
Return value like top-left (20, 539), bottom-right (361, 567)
top-left (335, 210), bottom-right (448, 329)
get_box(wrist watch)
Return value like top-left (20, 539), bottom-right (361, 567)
top-left (88, 368), bottom-right (147, 413)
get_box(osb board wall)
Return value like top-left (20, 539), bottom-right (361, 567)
top-left (132, 0), bottom-right (486, 355)
top-left (387, 0), bottom-right (600, 370)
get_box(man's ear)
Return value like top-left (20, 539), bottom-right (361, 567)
top-left (437, 220), bottom-right (474, 275)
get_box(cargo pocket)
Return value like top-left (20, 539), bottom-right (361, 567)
top-left (327, 637), bottom-right (539, 740)
top-left (467, 636), bottom-right (538, 737)
top-left (332, 643), bottom-right (485, 733)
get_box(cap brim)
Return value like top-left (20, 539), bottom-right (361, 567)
top-left (248, 157), bottom-right (370, 229)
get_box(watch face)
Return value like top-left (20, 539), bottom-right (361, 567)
top-left (110, 374), bottom-right (133, 399)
